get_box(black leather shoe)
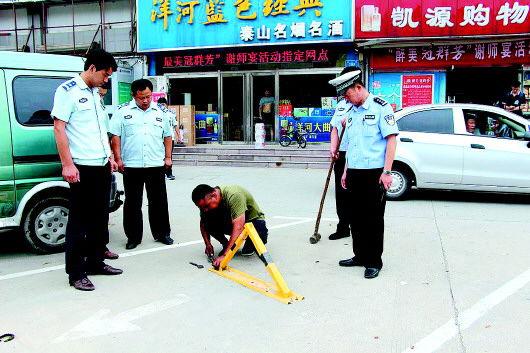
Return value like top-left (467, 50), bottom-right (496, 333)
top-left (126, 241), bottom-right (139, 250)
top-left (329, 232), bottom-right (349, 240)
top-left (104, 249), bottom-right (119, 260)
top-left (69, 277), bottom-right (95, 291)
top-left (364, 268), bottom-right (380, 279)
top-left (156, 235), bottom-right (174, 245)
top-left (339, 257), bottom-right (363, 267)
top-left (87, 264), bottom-right (123, 276)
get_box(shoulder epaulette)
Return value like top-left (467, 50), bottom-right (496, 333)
top-left (373, 96), bottom-right (388, 106)
top-left (62, 80), bottom-right (77, 91)
top-left (116, 102), bottom-right (130, 110)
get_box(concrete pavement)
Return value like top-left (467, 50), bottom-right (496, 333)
top-left (1, 166), bottom-right (529, 353)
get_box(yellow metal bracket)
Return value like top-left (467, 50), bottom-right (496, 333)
top-left (209, 223), bottom-right (304, 304)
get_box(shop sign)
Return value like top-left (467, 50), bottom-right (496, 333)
top-left (401, 74), bottom-right (434, 107)
top-left (371, 40), bottom-right (530, 69)
top-left (138, 0), bottom-right (353, 52)
top-left (356, 0), bottom-right (530, 39)
top-left (279, 115), bottom-right (334, 142)
top-left (162, 47), bottom-right (330, 68)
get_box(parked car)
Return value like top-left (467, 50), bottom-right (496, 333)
top-left (387, 103), bottom-right (530, 200)
top-left (0, 51), bottom-right (122, 253)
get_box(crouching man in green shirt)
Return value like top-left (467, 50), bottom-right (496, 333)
top-left (191, 184), bottom-right (269, 268)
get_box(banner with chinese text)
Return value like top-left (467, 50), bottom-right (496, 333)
top-left (371, 40), bottom-right (530, 69)
top-left (369, 72), bottom-right (446, 110)
top-left (356, 0), bottom-right (530, 39)
top-left (138, 0), bottom-right (353, 52)
top-left (159, 46), bottom-right (334, 70)
top-left (279, 115), bottom-right (334, 142)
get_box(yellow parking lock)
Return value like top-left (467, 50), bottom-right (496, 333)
top-left (209, 223), bottom-right (304, 304)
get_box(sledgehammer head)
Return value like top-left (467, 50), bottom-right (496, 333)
top-left (309, 232), bottom-right (321, 244)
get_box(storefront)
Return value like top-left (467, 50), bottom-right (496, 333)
top-left (354, 0), bottom-right (530, 114)
top-left (138, 0), bottom-right (355, 143)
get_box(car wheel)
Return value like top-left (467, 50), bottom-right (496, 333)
top-left (23, 196), bottom-right (69, 254)
top-left (279, 136), bottom-right (291, 147)
top-left (386, 169), bottom-right (411, 200)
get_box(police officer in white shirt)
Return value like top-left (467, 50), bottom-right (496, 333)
top-left (52, 49), bottom-right (123, 292)
top-left (329, 67), bottom-right (399, 279)
top-left (109, 79), bottom-right (174, 250)
top-left (329, 98), bottom-right (353, 241)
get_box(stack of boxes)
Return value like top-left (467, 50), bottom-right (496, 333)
top-left (168, 105), bottom-right (196, 146)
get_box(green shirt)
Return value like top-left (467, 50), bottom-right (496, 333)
top-left (220, 185), bottom-right (265, 222)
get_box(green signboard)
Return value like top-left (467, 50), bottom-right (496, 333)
top-left (118, 82), bottom-right (131, 104)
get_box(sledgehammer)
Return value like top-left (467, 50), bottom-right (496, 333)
top-left (309, 128), bottom-right (346, 244)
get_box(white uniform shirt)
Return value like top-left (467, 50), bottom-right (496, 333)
top-left (51, 75), bottom-right (111, 166)
top-left (344, 94), bottom-right (399, 169)
top-left (109, 100), bottom-right (172, 168)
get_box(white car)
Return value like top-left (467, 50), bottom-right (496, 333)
top-left (387, 103), bottom-right (530, 200)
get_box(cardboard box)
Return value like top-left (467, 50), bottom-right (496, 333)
top-left (179, 105), bottom-right (196, 146)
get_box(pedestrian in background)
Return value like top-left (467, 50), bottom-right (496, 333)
top-left (52, 49), bottom-right (123, 291)
top-left (329, 66), bottom-right (399, 279)
top-left (109, 79), bottom-right (174, 250)
top-left (502, 80), bottom-right (526, 117)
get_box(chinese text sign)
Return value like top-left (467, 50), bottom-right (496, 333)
top-left (138, 0), bottom-right (352, 51)
top-left (356, 0), bottom-right (530, 39)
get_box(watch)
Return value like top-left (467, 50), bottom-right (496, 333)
top-left (383, 170), bottom-right (392, 175)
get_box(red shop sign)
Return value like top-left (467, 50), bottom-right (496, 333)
top-left (163, 49), bottom-right (330, 68)
top-left (371, 40), bottom-right (530, 69)
top-left (401, 74), bottom-right (434, 107)
top-left (356, 0), bottom-right (530, 39)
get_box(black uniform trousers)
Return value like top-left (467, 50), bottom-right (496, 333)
top-left (346, 168), bottom-right (386, 269)
top-left (334, 151), bottom-right (350, 235)
top-left (123, 166), bottom-right (171, 243)
top-left (202, 206), bottom-right (268, 254)
top-left (65, 163), bottom-right (111, 280)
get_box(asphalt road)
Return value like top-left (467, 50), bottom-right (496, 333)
top-left (1, 166), bottom-right (529, 353)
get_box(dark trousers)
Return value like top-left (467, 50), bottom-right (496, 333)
top-left (123, 167), bottom-right (171, 243)
top-left (334, 151), bottom-right (350, 234)
top-left (65, 163), bottom-right (111, 280)
top-left (165, 141), bottom-right (174, 177)
top-left (346, 168), bottom-right (386, 269)
top-left (202, 206), bottom-right (268, 253)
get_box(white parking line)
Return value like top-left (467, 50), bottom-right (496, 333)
top-left (401, 267), bottom-right (530, 353)
top-left (0, 216), bottom-right (314, 282)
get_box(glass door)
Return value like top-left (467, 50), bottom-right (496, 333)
top-left (251, 73), bottom-right (276, 142)
top-left (221, 74), bottom-right (246, 142)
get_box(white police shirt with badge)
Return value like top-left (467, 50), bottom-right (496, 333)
top-left (109, 100), bottom-right (172, 168)
top-left (344, 94), bottom-right (399, 169)
top-left (330, 98), bottom-right (354, 152)
top-left (51, 75), bottom-right (111, 166)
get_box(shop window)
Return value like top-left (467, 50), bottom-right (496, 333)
top-left (397, 108), bottom-right (453, 134)
top-left (13, 76), bottom-right (70, 126)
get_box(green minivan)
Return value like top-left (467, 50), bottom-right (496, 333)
top-left (0, 51), bottom-right (122, 253)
